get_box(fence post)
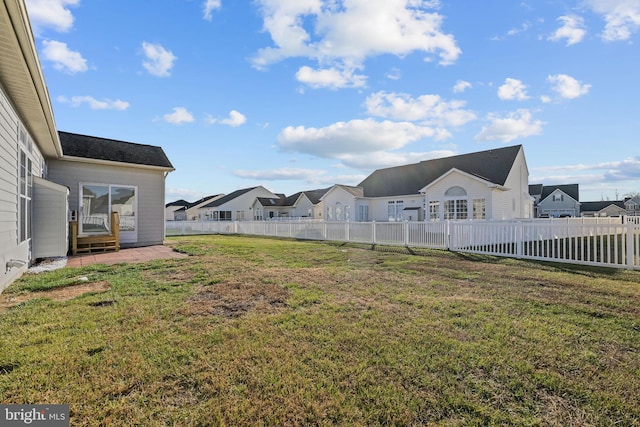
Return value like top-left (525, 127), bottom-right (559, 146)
top-left (446, 220), bottom-right (451, 250)
top-left (404, 221), bottom-right (409, 246)
top-left (627, 221), bottom-right (635, 269)
top-left (372, 221), bottom-right (376, 245)
top-left (516, 221), bottom-right (523, 258)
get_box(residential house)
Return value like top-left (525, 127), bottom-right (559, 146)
top-left (199, 186), bottom-right (278, 221)
top-left (534, 184), bottom-right (580, 218)
top-left (165, 199), bottom-right (189, 221)
top-left (0, 0), bottom-right (174, 291)
top-left (580, 201), bottom-right (627, 217)
top-left (47, 132), bottom-right (174, 247)
top-left (321, 145), bottom-right (532, 222)
top-left (173, 195), bottom-right (224, 221)
top-left (1, 0), bottom-right (64, 291)
top-left (252, 188), bottom-right (330, 220)
top-left (624, 196), bottom-right (640, 216)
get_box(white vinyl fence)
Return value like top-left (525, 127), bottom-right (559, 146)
top-left (166, 217), bottom-right (640, 270)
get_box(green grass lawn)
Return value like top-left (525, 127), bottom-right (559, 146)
top-left (1, 235), bottom-right (639, 426)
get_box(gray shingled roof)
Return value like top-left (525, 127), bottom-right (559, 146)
top-left (200, 187), bottom-right (258, 208)
top-left (358, 145), bottom-right (522, 198)
top-left (165, 199), bottom-right (189, 208)
top-left (256, 196), bottom-right (286, 207)
top-left (59, 131), bottom-right (174, 169)
top-left (529, 184), bottom-right (543, 196)
top-left (540, 184), bottom-right (580, 202)
top-left (580, 201), bottom-right (625, 212)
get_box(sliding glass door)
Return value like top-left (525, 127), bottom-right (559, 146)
top-left (80, 184), bottom-right (137, 243)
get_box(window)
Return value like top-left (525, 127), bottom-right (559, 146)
top-left (445, 199), bottom-right (468, 220)
top-left (254, 209), bottom-right (263, 221)
top-left (326, 206), bottom-right (333, 221)
top-left (553, 193), bottom-right (564, 202)
top-left (473, 199), bottom-right (486, 220)
top-left (335, 202), bottom-right (343, 221)
top-left (388, 200), bottom-right (404, 221)
top-left (220, 211), bottom-right (232, 221)
top-left (357, 205), bottom-right (369, 221)
top-left (429, 201), bottom-right (440, 221)
top-left (444, 186), bottom-right (468, 220)
top-left (18, 150), bottom-right (32, 242)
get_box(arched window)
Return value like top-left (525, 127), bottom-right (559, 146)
top-left (444, 186), bottom-right (468, 220)
top-left (335, 202), bottom-right (343, 221)
top-left (445, 186), bottom-right (467, 197)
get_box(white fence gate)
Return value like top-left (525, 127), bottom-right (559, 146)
top-left (166, 217), bottom-right (640, 270)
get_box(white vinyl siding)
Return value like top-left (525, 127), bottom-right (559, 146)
top-left (47, 159), bottom-right (166, 247)
top-left (0, 84), bottom-right (45, 291)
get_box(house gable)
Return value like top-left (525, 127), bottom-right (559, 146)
top-left (358, 145), bottom-right (522, 198)
top-left (420, 168), bottom-right (504, 194)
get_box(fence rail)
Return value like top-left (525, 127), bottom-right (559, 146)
top-left (166, 217), bottom-right (640, 270)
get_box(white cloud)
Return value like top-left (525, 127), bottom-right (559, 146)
top-left (58, 95), bottom-right (129, 110)
top-left (25, 0), bottom-right (78, 35)
top-left (338, 149), bottom-right (456, 170)
top-left (203, 0), bottom-right (221, 21)
top-left (585, 0), bottom-right (640, 41)
top-left (474, 109), bottom-right (544, 143)
top-left (142, 42), bottom-right (177, 77)
top-left (295, 66), bottom-right (367, 89)
top-left (233, 168), bottom-right (325, 181)
top-left (163, 107), bottom-right (195, 124)
top-left (497, 78), bottom-right (529, 101)
top-left (252, 0), bottom-right (461, 87)
top-left (386, 68), bottom-right (401, 81)
top-left (507, 21), bottom-right (532, 36)
top-left (547, 74), bottom-right (591, 99)
top-left (548, 15), bottom-right (587, 46)
top-left (41, 40), bottom-right (88, 74)
top-left (278, 118), bottom-right (436, 159)
top-left (221, 110), bottom-right (247, 127)
top-left (206, 110), bottom-right (247, 127)
top-left (364, 91), bottom-right (476, 128)
top-left (453, 80), bottom-right (471, 93)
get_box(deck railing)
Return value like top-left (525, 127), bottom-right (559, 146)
top-left (166, 216), bottom-right (640, 270)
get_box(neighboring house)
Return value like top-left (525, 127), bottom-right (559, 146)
top-left (47, 132), bottom-right (174, 247)
top-left (320, 185), bottom-right (365, 221)
top-left (528, 184), bottom-right (543, 206)
top-left (199, 186), bottom-right (279, 221)
top-left (252, 188), bottom-right (330, 220)
top-left (165, 199), bottom-right (189, 221)
top-left (535, 184), bottom-right (580, 218)
top-left (624, 196), bottom-right (640, 216)
top-left (321, 145), bottom-right (532, 222)
top-left (173, 195), bottom-right (224, 221)
top-left (580, 201), bottom-right (627, 217)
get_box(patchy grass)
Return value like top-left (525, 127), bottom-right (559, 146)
top-left (1, 234), bottom-right (639, 426)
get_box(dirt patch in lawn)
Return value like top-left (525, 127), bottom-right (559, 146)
top-left (184, 270), bottom-right (291, 318)
top-left (0, 281), bottom-right (111, 311)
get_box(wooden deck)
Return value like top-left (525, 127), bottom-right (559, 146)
top-left (70, 212), bottom-right (120, 255)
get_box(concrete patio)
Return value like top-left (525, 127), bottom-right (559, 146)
top-left (66, 245), bottom-right (188, 268)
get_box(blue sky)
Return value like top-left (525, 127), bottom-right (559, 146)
top-left (25, 0), bottom-right (640, 203)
